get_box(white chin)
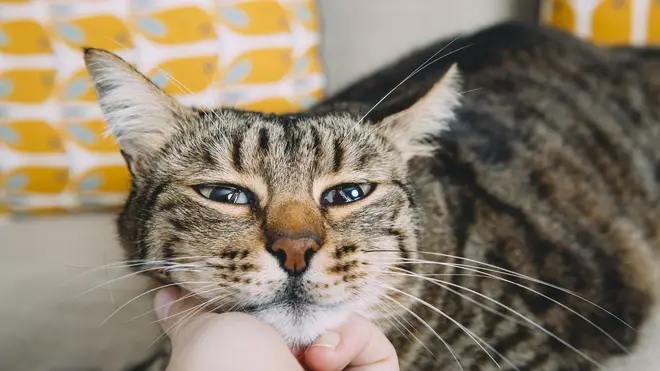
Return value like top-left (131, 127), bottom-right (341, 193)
top-left (250, 303), bottom-right (352, 347)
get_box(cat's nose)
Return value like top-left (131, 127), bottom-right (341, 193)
top-left (268, 236), bottom-right (321, 276)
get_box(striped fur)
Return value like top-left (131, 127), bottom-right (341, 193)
top-left (85, 21), bottom-right (660, 371)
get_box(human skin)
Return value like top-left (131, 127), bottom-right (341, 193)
top-left (154, 286), bottom-right (399, 371)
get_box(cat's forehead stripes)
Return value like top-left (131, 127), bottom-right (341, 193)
top-left (177, 110), bottom-right (393, 194)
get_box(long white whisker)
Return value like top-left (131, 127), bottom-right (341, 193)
top-left (64, 266), bottom-right (169, 303)
top-left (367, 249), bottom-right (634, 330)
top-left (385, 271), bottom-right (610, 370)
top-left (62, 256), bottom-right (214, 285)
top-left (99, 281), bottom-right (218, 327)
top-left (381, 293), bottom-right (463, 371)
top-left (149, 289), bottom-right (234, 348)
top-left (127, 283), bottom-right (226, 323)
top-left (379, 257), bottom-right (630, 354)
top-left (154, 67), bottom-right (194, 96)
top-left (151, 290), bottom-right (235, 325)
top-left (363, 288), bottom-right (439, 361)
top-left (384, 268), bottom-right (528, 329)
top-left (380, 284), bottom-right (501, 369)
top-left (356, 41), bottom-right (473, 126)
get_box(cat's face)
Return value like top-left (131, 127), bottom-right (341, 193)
top-left (84, 48), bottom-right (461, 346)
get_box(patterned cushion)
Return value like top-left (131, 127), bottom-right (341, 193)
top-left (0, 0), bottom-right (325, 218)
top-left (541, 0), bottom-right (660, 45)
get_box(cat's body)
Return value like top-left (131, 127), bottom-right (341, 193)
top-left (84, 22), bottom-right (660, 371)
top-left (314, 22), bottom-right (660, 370)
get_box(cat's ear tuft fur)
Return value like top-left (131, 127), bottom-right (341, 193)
top-left (83, 48), bottom-right (186, 157)
top-left (378, 64), bottom-right (462, 160)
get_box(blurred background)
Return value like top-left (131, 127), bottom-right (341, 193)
top-left (1, 0), bottom-right (657, 369)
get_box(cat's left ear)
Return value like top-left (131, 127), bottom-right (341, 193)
top-left (377, 64), bottom-right (462, 160)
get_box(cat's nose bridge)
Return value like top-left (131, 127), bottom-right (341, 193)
top-left (265, 199), bottom-right (324, 239)
top-left (265, 199), bottom-right (325, 275)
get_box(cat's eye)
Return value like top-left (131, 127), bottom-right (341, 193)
top-left (321, 183), bottom-right (375, 206)
top-left (194, 185), bottom-right (253, 205)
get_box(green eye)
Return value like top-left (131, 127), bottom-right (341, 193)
top-left (194, 185), bottom-right (252, 205)
top-left (321, 183), bottom-right (375, 206)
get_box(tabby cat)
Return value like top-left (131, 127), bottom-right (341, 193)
top-left (85, 22), bottom-right (660, 370)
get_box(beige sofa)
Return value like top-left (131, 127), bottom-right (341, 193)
top-left (0, 1), bottom-right (533, 370)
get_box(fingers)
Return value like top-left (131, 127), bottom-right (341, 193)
top-left (153, 286), bottom-right (304, 371)
top-left (303, 314), bottom-right (399, 371)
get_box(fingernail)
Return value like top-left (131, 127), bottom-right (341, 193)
top-left (154, 287), bottom-right (179, 321)
top-left (309, 330), bottom-right (341, 350)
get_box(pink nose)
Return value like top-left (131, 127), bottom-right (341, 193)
top-left (269, 236), bottom-right (321, 276)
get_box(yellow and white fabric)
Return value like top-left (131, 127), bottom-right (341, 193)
top-left (541, 0), bottom-right (660, 45)
top-left (0, 0), bottom-right (325, 218)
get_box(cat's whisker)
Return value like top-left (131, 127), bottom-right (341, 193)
top-left (150, 290), bottom-right (235, 325)
top-left (359, 286), bottom-right (439, 360)
top-left (62, 256), bottom-right (215, 285)
top-left (99, 281), bottom-right (217, 327)
top-left (384, 269), bottom-right (610, 370)
top-left (373, 303), bottom-right (413, 344)
top-left (63, 266), bottom-right (170, 304)
top-left (381, 292), bottom-right (464, 371)
top-left (149, 290), bottom-right (235, 349)
top-left (153, 67), bottom-right (194, 97)
top-left (458, 87), bottom-right (483, 95)
top-left (384, 268), bottom-right (529, 329)
top-left (354, 37), bottom-right (468, 127)
top-left (100, 37), bottom-right (194, 99)
top-left (127, 283), bottom-right (224, 323)
top-left (383, 272), bottom-right (518, 370)
top-left (207, 293), bottom-right (239, 314)
top-left (366, 248), bottom-right (634, 330)
top-left (66, 261), bottom-right (203, 304)
top-left (377, 294), bottom-right (421, 339)
top-left (379, 257), bottom-right (631, 354)
top-left (379, 283), bottom-right (501, 369)
top-left (175, 292), bottom-right (236, 328)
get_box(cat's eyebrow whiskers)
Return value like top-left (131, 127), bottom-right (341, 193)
top-left (355, 39), bottom-right (473, 128)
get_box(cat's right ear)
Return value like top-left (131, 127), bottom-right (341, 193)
top-left (377, 64), bottom-right (462, 160)
top-left (83, 48), bottom-right (187, 165)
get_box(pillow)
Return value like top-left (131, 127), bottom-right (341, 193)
top-left (0, 0), bottom-right (325, 218)
top-left (541, 0), bottom-right (660, 45)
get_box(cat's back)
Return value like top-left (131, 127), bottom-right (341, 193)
top-left (322, 21), bottom-right (660, 236)
top-left (318, 22), bottom-right (660, 370)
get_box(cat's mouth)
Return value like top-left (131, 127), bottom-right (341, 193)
top-left (239, 280), bottom-right (339, 314)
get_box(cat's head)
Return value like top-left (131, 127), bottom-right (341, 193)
top-left (84, 48), bottom-right (461, 346)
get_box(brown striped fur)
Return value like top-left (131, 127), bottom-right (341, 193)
top-left (85, 22), bottom-right (660, 371)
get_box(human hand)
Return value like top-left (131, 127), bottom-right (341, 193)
top-left (154, 286), bottom-right (399, 371)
